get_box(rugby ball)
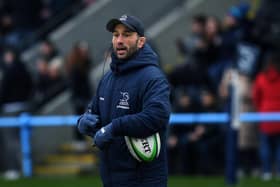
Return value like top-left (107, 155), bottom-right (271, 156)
top-left (124, 133), bottom-right (161, 162)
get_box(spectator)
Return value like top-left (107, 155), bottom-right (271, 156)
top-left (218, 4), bottom-right (253, 110)
top-left (34, 57), bottom-right (53, 100)
top-left (40, 0), bottom-right (79, 24)
top-left (39, 39), bottom-right (60, 62)
top-left (175, 14), bottom-right (206, 62)
top-left (65, 41), bottom-right (93, 140)
top-left (237, 74), bottom-right (259, 178)
top-left (253, 0), bottom-right (280, 50)
top-left (2, 0), bottom-right (43, 30)
top-left (169, 15), bottom-right (220, 91)
top-left (252, 52), bottom-right (280, 181)
top-left (0, 47), bottom-right (33, 180)
top-left (219, 5), bottom-right (246, 66)
top-left (0, 47), bottom-right (33, 106)
top-left (202, 16), bottom-right (223, 91)
top-left (32, 39), bottom-right (66, 106)
top-left (34, 55), bottom-right (66, 106)
top-left (0, 13), bottom-right (22, 49)
top-left (190, 89), bottom-right (223, 174)
top-left (0, 0), bottom-right (44, 50)
top-left (168, 87), bottom-right (199, 175)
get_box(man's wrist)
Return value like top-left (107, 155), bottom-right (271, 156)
top-left (111, 119), bottom-right (121, 136)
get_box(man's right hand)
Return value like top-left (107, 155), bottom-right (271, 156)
top-left (77, 113), bottom-right (100, 137)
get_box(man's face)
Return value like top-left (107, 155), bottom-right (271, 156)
top-left (112, 24), bottom-right (145, 60)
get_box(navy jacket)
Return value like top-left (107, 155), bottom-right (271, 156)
top-left (89, 44), bottom-right (170, 187)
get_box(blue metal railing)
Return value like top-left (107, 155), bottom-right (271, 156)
top-left (1, 112), bottom-right (280, 181)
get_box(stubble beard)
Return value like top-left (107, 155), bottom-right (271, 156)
top-left (114, 39), bottom-right (139, 60)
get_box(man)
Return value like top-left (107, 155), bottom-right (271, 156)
top-left (252, 52), bottom-right (280, 180)
top-left (77, 15), bottom-right (171, 187)
top-left (0, 47), bottom-right (33, 180)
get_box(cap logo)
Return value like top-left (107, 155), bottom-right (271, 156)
top-left (120, 15), bottom-right (128, 21)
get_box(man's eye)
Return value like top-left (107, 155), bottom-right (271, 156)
top-left (123, 33), bottom-right (131, 37)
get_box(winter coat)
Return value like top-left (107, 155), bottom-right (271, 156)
top-left (89, 44), bottom-right (170, 187)
top-left (252, 65), bottom-right (280, 135)
top-left (0, 60), bottom-right (33, 105)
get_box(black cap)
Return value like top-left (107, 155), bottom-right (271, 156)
top-left (106, 14), bottom-right (144, 36)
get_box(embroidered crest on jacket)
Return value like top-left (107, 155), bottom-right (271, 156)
top-left (117, 92), bottom-right (130, 109)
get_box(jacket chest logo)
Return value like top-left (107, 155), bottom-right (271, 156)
top-left (117, 92), bottom-right (130, 109)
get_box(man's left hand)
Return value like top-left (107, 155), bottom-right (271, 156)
top-left (94, 123), bottom-right (114, 149)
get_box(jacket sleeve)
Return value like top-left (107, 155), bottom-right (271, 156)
top-left (111, 78), bottom-right (171, 138)
top-left (86, 80), bottom-right (102, 115)
top-left (87, 95), bottom-right (99, 114)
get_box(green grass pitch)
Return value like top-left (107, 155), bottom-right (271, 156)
top-left (0, 176), bottom-right (279, 187)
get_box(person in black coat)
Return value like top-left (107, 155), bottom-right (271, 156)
top-left (0, 48), bottom-right (33, 106)
top-left (0, 47), bottom-right (33, 179)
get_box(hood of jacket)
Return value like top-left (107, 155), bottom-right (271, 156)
top-left (264, 65), bottom-right (280, 82)
top-left (110, 43), bottom-right (158, 74)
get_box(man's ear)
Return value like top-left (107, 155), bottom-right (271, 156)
top-left (137, 37), bottom-right (146, 48)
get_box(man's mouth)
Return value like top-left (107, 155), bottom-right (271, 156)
top-left (116, 47), bottom-right (127, 55)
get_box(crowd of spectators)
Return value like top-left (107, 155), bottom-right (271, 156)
top-left (167, 0), bottom-right (280, 180)
top-left (0, 41), bottom-right (94, 180)
top-left (0, 0), bottom-right (97, 111)
top-left (0, 0), bottom-right (96, 180)
top-left (0, 0), bottom-right (96, 51)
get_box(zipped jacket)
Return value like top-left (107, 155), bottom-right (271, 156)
top-left (90, 44), bottom-right (170, 187)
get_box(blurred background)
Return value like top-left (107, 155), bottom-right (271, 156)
top-left (1, 0), bottom-right (280, 186)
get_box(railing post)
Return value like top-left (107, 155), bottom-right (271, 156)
top-left (225, 69), bottom-right (239, 186)
top-left (19, 113), bottom-right (32, 177)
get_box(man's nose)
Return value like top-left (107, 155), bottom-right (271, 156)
top-left (117, 35), bottom-right (124, 43)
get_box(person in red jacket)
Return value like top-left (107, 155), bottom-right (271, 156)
top-left (252, 52), bottom-right (280, 180)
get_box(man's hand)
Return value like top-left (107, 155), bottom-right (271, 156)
top-left (77, 113), bottom-right (100, 137)
top-left (94, 123), bottom-right (114, 150)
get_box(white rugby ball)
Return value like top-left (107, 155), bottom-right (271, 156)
top-left (124, 133), bottom-right (161, 162)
